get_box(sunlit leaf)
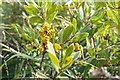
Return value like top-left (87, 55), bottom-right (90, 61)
top-left (108, 7), bottom-right (119, 25)
top-left (29, 16), bottom-right (44, 24)
top-left (62, 56), bottom-right (73, 68)
top-left (29, 4), bottom-right (39, 12)
top-left (47, 42), bottom-right (60, 72)
top-left (47, 51), bottom-right (60, 69)
top-left (63, 44), bottom-right (74, 62)
top-left (46, 3), bottom-right (57, 19)
top-left (72, 18), bottom-right (77, 34)
top-left (88, 48), bottom-right (95, 57)
top-left (71, 32), bottom-right (89, 41)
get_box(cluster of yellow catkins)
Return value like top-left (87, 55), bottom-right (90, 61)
top-left (38, 22), bottom-right (55, 52)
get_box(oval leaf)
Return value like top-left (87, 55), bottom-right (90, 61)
top-left (46, 3), bottom-right (57, 19)
top-left (72, 18), bottom-right (77, 34)
top-left (63, 44), bottom-right (74, 62)
top-left (71, 32), bottom-right (89, 41)
top-left (47, 41), bottom-right (60, 72)
top-left (96, 2), bottom-right (106, 7)
top-left (62, 56), bottom-right (73, 68)
top-left (24, 5), bottom-right (35, 15)
top-left (47, 41), bottom-right (56, 56)
top-left (62, 25), bottom-right (73, 43)
top-left (29, 4), bottom-right (39, 12)
top-left (30, 16), bottom-right (44, 24)
top-left (47, 52), bottom-right (60, 69)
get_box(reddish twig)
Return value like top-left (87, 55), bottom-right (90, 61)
top-left (61, 32), bottom-right (80, 46)
top-left (40, 50), bottom-right (47, 70)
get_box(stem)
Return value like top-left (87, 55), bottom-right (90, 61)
top-left (40, 51), bottom-right (46, 70)
top-left (56, 70), bottom-right (63, 77)
top-left (61, 32), bottom-right (80, 46)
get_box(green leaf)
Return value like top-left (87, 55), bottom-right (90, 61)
top-left (62, 56), bottom-right (73, 68)
top-left (102, 25), bottom-right (110, 36)
top-left (12, 24), bottom-right (22, 34)
top-left (47, 52), bottom-right (60, 68)
top-left (36, 71), bottom-right (50, 79)
top-left (77, 2), bottom-right (84, 9)
top-left (86, 37), bottom-right (90, 49)
top-left (87, 6), bottom-right (91, 16)
top-left (80, 23), bottom-right (92, 33)
top-left (108, 7), bottom-right (119, 25)
top-left (63, 72), bottom-right (76, 79)
top-left (0, 54), bottom-right (39, 70)
top-left (79, 6), bottom-right (84, 20)
top-left (62, 25), bottom-right (73, 43)
top-left (71, 32), bottom-right (89, 41)
top-left (88, 48), bottom-right (95, 57)
top-left (49, 11), bottom-right (58, 22)
top-left (31, 32), bottom-right (35, 39)
top-left (71, 52), bottom-right (81, 60)
top-left (96, 2), bottom-right (106, 7)
top-left (47, 1), bottom-right (52, 10)
top-left (29, 16), bottom-right (44, 24)
top-left (34, 39), bottom-right (39, 45)
top-left (109, 2), bottom-right (115, 8)
top-left (47, 42), bottom-right (60, 72)
top-left (29, 4), bottom-right (39, 12)
top-left (72, 18), bottom-right (77, 34)
top-left (24, 5), bottom-right (33, 14)
top-left (46, 3), bottom-right (57, 19)
top-left (63, 44), bottom-right (74, 62)
top-left (26, 46), bottom-right (37, 52)
top-left (110, 56), bottom-right (120, 64)
top-left (62, 52), bottom-right (81, 71)
top-left (91, 10), bottom-right (105, 22)
top-left (47, 41), bottom-right (56, 56)
top-left (41, 2), bottom-right (47, 8)
top-left (72, 18), bottom-right (77, 28)
top-left (21, 33), bottom-right (30, 41)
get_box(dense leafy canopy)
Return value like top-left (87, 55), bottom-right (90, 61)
top-left (0, 0), bottom-right (120, 79)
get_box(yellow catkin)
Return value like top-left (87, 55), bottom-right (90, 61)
top-left (38, 46), bottom-right (44, 52)
top-left (45, 44), bottom-right (48, 49)
top-left (43, 22), bottom-right (51, 31)
top-left (57, 33), bottom-right (59, 36)
top-left (74, 43), bottom-right (81, 52)
top-left (38, 22), bottom-right (56, 51)
top-left (53, 43), bottom-right (61, 50)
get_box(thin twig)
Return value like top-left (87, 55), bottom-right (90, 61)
top-left (61, 32), bottom-right (80, 46)
top-left (3, 55), bottom-right (9, 78)
top-left (40, 51), bottom-right (47, 70)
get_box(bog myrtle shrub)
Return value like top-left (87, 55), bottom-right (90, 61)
top-left (0, 1), bottom-right (120, 79)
